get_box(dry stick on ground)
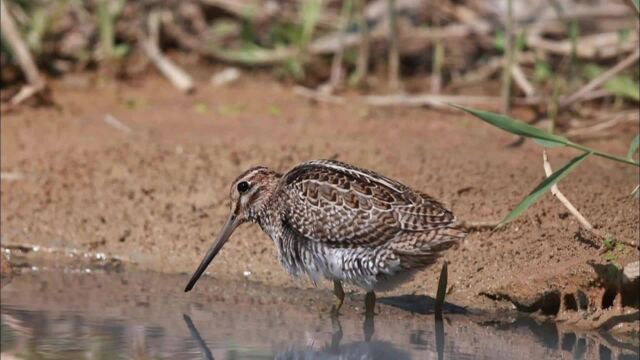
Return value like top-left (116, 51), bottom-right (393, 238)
top-left (449, 53), bottom-right (537, 89)
top-left (511, 64), bottom-right (536, 98)
top-left (566, 112), bottom-right (639, 139)
top-left (560, 49), bottom-right (640, 109)
top-left (350, 0), bottom-right (369, 87)
top-left (500, 0), bottom-right (514, 114)
top-left (430, 11), bottom-right (444, 94)
top-left (103, 114), bottom-right (133, 135)
top-left (364, 94), bottom-right (502, 109)
top-left (527, 30), bottom-right (638, 60)
top-left (294, 86), bottom-right (345, 105)
top-left (323, 0), bottom-right (352, 94)
top-left (140, 13), bottom-right (194, 93)
top-left (0, 0), bottom-right (47, 108)
top-left (386, 0), bottom-right (401, 91)
top-left (542, 151), bottom-right (638, 249)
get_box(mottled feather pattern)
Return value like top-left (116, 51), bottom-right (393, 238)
top-left (245, 159), bottom-right (465, 291)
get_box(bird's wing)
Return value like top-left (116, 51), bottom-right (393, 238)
top-left (279, 160), bottom-right (455, 246)
top-left (393, 191), bottom-right (456, 231)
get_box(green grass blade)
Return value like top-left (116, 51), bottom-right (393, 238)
top-left (300, 0), bottom-right (323, 48)
top-left (455, 105), bottom-right (639, 167)
top-left (533, 139), bottom-right (565, 148)
top-left (498, 152), bottom-right (591, 227)
top-left (627, 135), bottom-right (639, 160)
top-left (453, 105), bottom-right (570, 145)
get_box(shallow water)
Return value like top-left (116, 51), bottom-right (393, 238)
top-left (1, 269), bottom-right (637, 360)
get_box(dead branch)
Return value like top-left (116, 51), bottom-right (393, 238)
top-left (532, 3), bottom-right (631, 22)
top-left (500, 0), bottom-right (514, 114)
top-left (561, 49), bottom-right (640, 109)
top-left (0, 0), bottom-right (43, 87)
top-left (511, 64), bottom-right (536, 98)
top-left (350, 0), bottom-right (369, 87)
top-left (141, 39), bottom-right (195, 93)
top-left (103, 114), bottom-right (133, 135)
top-left (0, 0), bottom-right (48, 109)
top-left (294, 86), bottom-right (345, 105)
top-left (449, 53), bottom-right (536, 89)
top-left (566, 111), bottom-right (639, 138)
top-left (140, 12), bottom-right (195, 94)
top-left (324, 0), bottom-right (352, 93)
top-left (386, 0), bottom-right (400, 91)
top-left (527, 30), bottom-right (639, 60)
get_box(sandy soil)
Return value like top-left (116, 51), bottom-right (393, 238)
top-left (1, 72), bottom-right (639, 314)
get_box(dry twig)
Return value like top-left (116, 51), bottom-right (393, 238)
top-left (386, 0), bottom-right (400, 91)
top-left (542, 151), bottom-right (638, 249)
top-left (560, 49), bottom-right (640, 109)
top-left (500, 0), bottom-right (514, 114)
top-left (350, 0), bottom-right (369, 87)
top-left (566, 111), bottom-right (639, 138)
top-left (294, 86), bottom-right (345, 104)
top-left (103, 114), bottom-right (133, 135)
top-left (511, 64), bottom-right (536, 98)
top-left (140, 13), bottom-right (194, 93)
top-left (324, 0), bottom-right (352, 93)
top-left (0, 0), bottom-right (48, 109)
top-left (365, 94), bottom-right (501, 109)
top-left (527, 30), bottom-right (638, 60)
top-left (0, 0), bottom-right (43, 86)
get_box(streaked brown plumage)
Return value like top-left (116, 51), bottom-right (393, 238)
top-left (185, 159), bottom-right (465, 315)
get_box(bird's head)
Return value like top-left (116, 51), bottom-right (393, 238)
top-left (184, 166), bottom-right (280, 292)
top-left (228, 166), bottom-right (281, 223)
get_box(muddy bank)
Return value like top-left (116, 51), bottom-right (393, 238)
top-left (1, 74), bottom-right (639, 317)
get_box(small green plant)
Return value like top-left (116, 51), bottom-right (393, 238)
top-left (212, 0), bottom-right (323, 79)
top-left (454, 106), bottom-right (639, 227)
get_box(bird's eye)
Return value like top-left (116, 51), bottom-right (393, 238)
top-left (237, 181), bottom-right (250, 193)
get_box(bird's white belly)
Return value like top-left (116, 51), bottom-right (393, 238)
top-left (312, 247), bottom-right (411, 292)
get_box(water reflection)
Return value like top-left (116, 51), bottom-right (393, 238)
top-left (183, 313), bottom-right (411, 360)
top-left (1, 270), bottom-right (638, 360)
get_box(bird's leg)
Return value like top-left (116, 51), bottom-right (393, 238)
top-left (363, 291), bottom-right (376, 341)
top-left (363, 313), bottom-right (375, 342)
top-left (330, 312), bottom-right (343, 351)
top-left (331, 280), bottom-right (345, 315)
top-left (364, 291), bottom-right (376, 316)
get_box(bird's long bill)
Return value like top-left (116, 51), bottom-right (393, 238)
top-left (184, 213), bottom-right (239, 292)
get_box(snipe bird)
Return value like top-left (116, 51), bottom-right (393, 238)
top-left (185, 160), bottom-right (465, 315)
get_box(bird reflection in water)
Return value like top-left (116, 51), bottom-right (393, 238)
top-left (182, 312), bottom-right (439, 360)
